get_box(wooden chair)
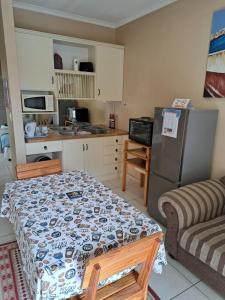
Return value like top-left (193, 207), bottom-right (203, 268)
top-left (122, 140), bottom-right (151, 207)
top-left (16, 159), bottom-right (62, 180)
top-left (72, 232), bottom-right (163, 300)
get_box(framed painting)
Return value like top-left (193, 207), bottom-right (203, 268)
top-left (204, 8), bottom-right (225, 97)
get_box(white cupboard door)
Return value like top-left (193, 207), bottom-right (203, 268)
top-left (84, 138), bottom-right (104, 177)
top-left (96, 45), bottom-right (124, 101)
top-left (16, 32), bottom-right (54, 91)
top-left (62, 140), bottom-right (84, 171)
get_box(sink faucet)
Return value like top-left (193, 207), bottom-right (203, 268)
top-left (64, 119), bottom-right (79, 133)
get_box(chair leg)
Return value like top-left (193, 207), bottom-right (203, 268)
top-left (144, 173), bottom-right (149, 207)
top-left (122, 161), bottom-right (127, 191)
top-left (140, 173), bottom-right (144, 187)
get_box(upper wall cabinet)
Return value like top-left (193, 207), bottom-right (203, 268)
top-left (96, 45), bottom-right (124, 102)
top-left (16, 32), bottom-right (54, 91)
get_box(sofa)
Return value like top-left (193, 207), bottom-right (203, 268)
top-left (158, 177), bottom-right (225, 297)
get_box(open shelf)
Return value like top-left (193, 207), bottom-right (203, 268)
top-left (126, 158), bottom-right (146, 173)
top-left (127, 148), bottom-right (150, 160)
top-left (22, 112), bottom-right (58, 115)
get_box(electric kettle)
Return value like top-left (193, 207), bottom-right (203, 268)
top-left (25, 121), bottom-right (36, 138)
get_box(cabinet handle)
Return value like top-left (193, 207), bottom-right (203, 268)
top-left (52, 76), bottom-right (54, 84)
top-left (115, 167), bottom-right (118, 170)
top-left (98, 89), bottom-right (101, 96)
top-left (83, 144), bottom-right (85, 151)
top-left (116, 139), bottom-right (118, 143)
top-left (86, 144), bottom-right (88, 151)
top-left (115, 157), bottom-right (118, 161)
top-left (115, 149), bottom-right (118, 152)
top-left (44, 146), bottom-right (47, 150)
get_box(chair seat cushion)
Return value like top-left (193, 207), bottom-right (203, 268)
top-left (179, 214), bottom-right (225, 276)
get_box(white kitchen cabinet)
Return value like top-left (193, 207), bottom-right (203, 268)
top-left (62, 138), bottom-right (104, 177)
top-left (62, 136), bottom-right (127, 179)
top-left (16, 32), bottom-right (54, 91)
top-left (83, 139), bottom-right (104, 176)
top-left (96, 45), bottom-right (124, 102)
top-left (62, 140), bottom-right (84, 171)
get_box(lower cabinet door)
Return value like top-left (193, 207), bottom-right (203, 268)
top-left (84, 138), bottom-right (104, 177)
top-left (62, 140), bottom-right (84, 171)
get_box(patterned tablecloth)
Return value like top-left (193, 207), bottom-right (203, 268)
top-left (0, 171), bottom-right (166, 300)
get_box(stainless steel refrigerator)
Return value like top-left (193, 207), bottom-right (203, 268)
top-left (148, 107), bottom-right (218, 226)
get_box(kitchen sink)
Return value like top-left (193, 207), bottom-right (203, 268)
top-left (58, 131), bottom-right (77, 136)
top-left (51, 123), bottom-right (109, 136)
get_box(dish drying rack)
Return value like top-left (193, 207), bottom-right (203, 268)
top-left (54, 69), bottom-right (96, 100)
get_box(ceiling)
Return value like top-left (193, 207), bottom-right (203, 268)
top-left (13, 0), bottom-right (177, 28)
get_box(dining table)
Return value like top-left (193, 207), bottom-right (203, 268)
top-left (0, 170), bottom-right (167, 300)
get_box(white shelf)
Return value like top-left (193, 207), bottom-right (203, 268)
top-left (54, 69), bottom-right (95, 76)
top-left (22, 112), bottom-right (58, 115)
top-left (56, 97), bottom-right (96, 101)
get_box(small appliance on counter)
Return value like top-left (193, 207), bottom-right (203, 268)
top-left (22, 94), bottom-right (54, 112)
top-left (58, 100), bottom-right (89, 126)
top-left (67, 107), bottom-right (89, 123)
top-left (24, 121), bottom-right (49, 139)
top-left (129, 117), bottom-right (154, 146)
top-left (24, 121), bottom-right (36, 138)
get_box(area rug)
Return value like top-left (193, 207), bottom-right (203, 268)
top-left (0, 241), bottom-right (160, 300)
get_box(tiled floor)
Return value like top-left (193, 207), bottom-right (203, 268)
top-left (0, 168), bottom-right (224, 300)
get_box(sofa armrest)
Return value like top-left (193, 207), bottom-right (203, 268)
top-left (163, 202), bottom-right (179, 258)
top-left (159, 179), bottom-right (225, 231)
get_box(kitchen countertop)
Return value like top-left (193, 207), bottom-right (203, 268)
top-left (25, 128), bottom-right (128, 143)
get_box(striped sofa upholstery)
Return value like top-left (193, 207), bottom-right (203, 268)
top-left (159, 179), bottom-right (225, 230)
top-left (179, 215), bottom-right (225, 276)
top-left (159, 178), bottom-right (225, 294)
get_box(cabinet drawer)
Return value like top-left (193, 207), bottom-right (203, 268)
top-left (103, 136), bottom-right (124, 146)
top-left (103, 163), bottom-right (121, 174)
top-left (104, 155), bottom-right (121, 165)
top-left (104, 145), bottom-right (122, 156)
top-left (26, 141), bottom-right (62, 155)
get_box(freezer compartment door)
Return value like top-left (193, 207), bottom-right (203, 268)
top-left (148, 173), bottom-right (178, 226)
top-left (151, 108), bottom-right (188, 182)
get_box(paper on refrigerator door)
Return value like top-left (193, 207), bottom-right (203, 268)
top-left (162, 109), bottom-right (181, 138)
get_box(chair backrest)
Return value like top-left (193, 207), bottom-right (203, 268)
top-left (16, 159), bottom-right (62, 180)
top-left (82, 232), bottom-right (163, 300)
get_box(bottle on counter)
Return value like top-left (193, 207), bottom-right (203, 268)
top-left (109, 113), bottom-right (115, 129)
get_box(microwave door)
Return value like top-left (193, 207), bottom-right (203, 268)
top-left (24, 96), bottom-right (46, 110)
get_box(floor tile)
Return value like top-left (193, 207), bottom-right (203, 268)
top-left (195, 282), bottom-right (225, 300)
top-left (149, 263), bottom-right (192, 300)
top-left (0, 218), bottom-right (14, 238)
top-left (172, 285), bottom-right (209, 300)
top-left (167, 254), bottom-right (200, 284)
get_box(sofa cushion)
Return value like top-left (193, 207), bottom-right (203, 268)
top-left (159, 179), bottom-right (225, 230)
top-left (179, 215), bottom-right (225, 276)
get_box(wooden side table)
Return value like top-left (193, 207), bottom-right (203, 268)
top-left (122, 140), bottom-right (151, 207)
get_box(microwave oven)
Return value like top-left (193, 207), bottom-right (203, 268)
top-left (22, 94), bottom-right (54, 112)
top-left (129, 117), bottom-right (154, 146)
